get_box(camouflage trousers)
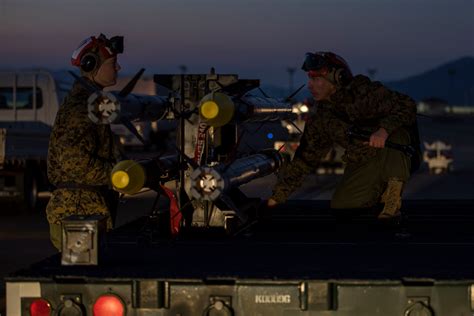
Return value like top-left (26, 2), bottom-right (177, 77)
top-left (45, 188), bottom-right (118, 251)
top-left (331, 128), bottom-right (411, 210)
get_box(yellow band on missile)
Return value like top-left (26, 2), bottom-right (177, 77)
top-left (110, 160), bottom-right (146, 194)
top-left (200, 101), bottom-right (219, 119)
top-left (111, 171), bottom-right (130, 189)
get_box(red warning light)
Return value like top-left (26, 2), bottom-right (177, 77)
top-left (93, 294), bottom-right (125, 316)
top-left (30, 298), bottom-right (51, 316)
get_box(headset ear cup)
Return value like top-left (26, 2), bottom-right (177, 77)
top-left (80, 53), bottom-right (98, 73)
top-left (333, 68), bottom-right (343, 85)
top-left (334, 68), bottom-right (350, 86)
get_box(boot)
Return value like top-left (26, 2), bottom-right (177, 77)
top-left (378, 178), bottom-right (403, 220)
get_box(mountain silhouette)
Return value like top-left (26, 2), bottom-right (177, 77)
top-left (384, 56), bottom-right (474, 105)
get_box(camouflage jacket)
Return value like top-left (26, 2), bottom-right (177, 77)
top-left (46, 78), bottom-right (118, 226)
top-left (271, 75), bottom-right (416, 203)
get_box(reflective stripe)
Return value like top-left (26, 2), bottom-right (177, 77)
top-left (71, 37), bottom-right (94, 60)
top-left (6, 282), bottom-right (41, 316)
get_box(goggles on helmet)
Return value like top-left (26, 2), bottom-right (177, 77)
top-left (71, 34), bottom-right (123, 67)
top-left (302, 51), bottom-right (352, 79)
top-left (301, 52), bottom-right (330, 72)
top-left (102, 34), bottom-right (124, 55)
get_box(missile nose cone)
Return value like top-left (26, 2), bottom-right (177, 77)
top-left (200, 101), bottom-right (219, 119)
top-left (110, 160), bottom-right (146, 194)
top-left (198, 92), bottom-right (235, 127)
top-left (112, 171), bottom-right (130, 189)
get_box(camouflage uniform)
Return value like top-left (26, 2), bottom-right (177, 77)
top-left (271, 75), bottom-right (417, 210)
top-left (46, 79), bottom-right (118, 250)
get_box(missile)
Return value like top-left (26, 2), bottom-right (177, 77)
top-left (198, 92), bottom-right (296, 127)
top-left (111, 155), bottom-right (179, 194)
top-left (189, 150), bottom-right (284, 201)
top-left (69, 69), bottom-right (169, 125)
top-left (87, 91), bottom-right (169, 124)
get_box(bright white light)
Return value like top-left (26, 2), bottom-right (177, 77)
top-left (300, 105), bottom-right (309, 113)
top-left (292, 102), bottom-right (303, 113)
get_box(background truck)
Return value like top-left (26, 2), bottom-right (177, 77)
top-left (0, 70), bottom-right (74, 211)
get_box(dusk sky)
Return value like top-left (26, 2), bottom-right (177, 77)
top-left (0, 0), bottom-right (473, 87)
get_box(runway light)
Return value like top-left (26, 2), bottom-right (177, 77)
top-left (30, 298), bottom-right (51, 316)
top-left (267, 132), bottom-right (274, 139)
top-left (300, 105), bottom-right (309, 113)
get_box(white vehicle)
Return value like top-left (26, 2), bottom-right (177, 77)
top-left (423, 140), bottom-right (454, 174)
top-left (0, 70), bottom-right (74, 211)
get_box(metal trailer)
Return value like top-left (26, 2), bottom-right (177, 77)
top-left (6, 199), bottom-right (474, 316)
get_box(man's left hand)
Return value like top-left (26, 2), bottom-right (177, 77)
top-left (366, 127), bottom-right (388, 148)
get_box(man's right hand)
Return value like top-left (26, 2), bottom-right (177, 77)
top-left (267, 198), bottom-right (278, 208)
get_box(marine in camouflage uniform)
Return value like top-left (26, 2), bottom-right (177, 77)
top-left (46, 34), bottom-right (123, 250)
top-left (270, 52), bottom-right (417, 219)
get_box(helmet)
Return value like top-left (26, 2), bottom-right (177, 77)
top-left (301, 51), bottom-right (353, 86)
top-left (71, 34), bottom-right (124, 73)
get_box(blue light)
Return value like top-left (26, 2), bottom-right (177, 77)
top-left (266, 132), bottom-right (274, 139)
